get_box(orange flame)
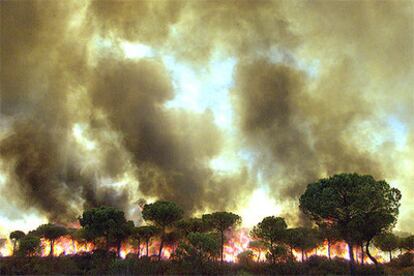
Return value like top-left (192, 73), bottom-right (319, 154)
top-left (0, 229), bottom-right (388, 263)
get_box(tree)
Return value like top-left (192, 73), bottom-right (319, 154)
top-left (142, 201), bottom-right (184, 260)
top-left (248, 240), bottom-right (267, 262)
top-left (17, 235), bottom-right (41, 257)
top-left (176, 232), bottom-right (220, 265)
top-left (202, 211), bottom-right (241, 263)
top-left (374, 232), bottom-right (399, 261)
top-left (250, 216), bottom-right (287, 263)
top-left (135, 225), bottom-right (159, 257)
top-left (285, 227), bottom-right (320, 262)
top-left (400, 235), bottom-right (414, 252)
top-left (176, 218), bottom-right (209, 236)
top-left (266, 245), bottom-right (289, 263)
top-left (9, 230), bottom-right (25, 256)
top-left (36, 223), bottom-right (67, 257)
top-left (318, 223), bottom-right (341, 260)
top-left (237, 250), bottom-right (255, 266)
top-left (163, 230), bottom-right (181, 255)
top-left (79, 206), bottom-right (134, 257)
top-left (299, 173), bottom-right (401, 274)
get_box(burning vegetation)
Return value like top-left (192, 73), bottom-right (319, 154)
top-left (1, 0), bottom-right (413, 274)
top-left (0, 173), bottom-right (413, 274)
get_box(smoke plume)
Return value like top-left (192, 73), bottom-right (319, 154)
top-left (0, 0), bottom-right (412, 231)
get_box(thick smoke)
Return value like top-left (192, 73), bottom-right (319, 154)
top-left (0, 0), bottom-right (413, 231)
top-left (88, 57), bottom-right (248, 212)
top-left (0, 1), bottom-right (131, 222)
top-left (232, 59), bottom-right (385, 200)
top-left (0, 0), bottom-right (250, 222)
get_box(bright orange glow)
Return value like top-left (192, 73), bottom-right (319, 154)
top-left (0, 229), bottom-right (387, 263)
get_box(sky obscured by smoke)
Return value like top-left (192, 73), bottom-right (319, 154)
top-left (1, 0), bottom-right (413, 232)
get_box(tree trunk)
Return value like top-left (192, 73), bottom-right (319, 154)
top-left (389, 251), bottom-right (392, 262)
top-left (365, 240), bottom-right (378, 267)
top-left (137, 239), bottom-right (140, 258)
top-left (327, 240), bottom-right (331, 260)
top-left (50, 240), bottom-right (54, 257)
top-left (106, 235), bottom-right (111, 253)
top-left (146, 240), bottom-right (149, 257)
top-left (158, 238), bottom-right (164, 261)
top-left (12, 240), bottom-right (17, 256)
top-left (270, 242), bottom-right (275, 264)
top-left (347, 241), bottom-right (356, 276)
top-left (356, 246), bottom-right (359, 264)
top-left (360, 242), bottom-right (365, 265)
top-left (257, 249), bottom-right (261, 262)
top-left (158, 226), bottom-right (165, 261)
top-left (301, 249), bottom-right (305, 262)
top-left (117, 240), bottom-right (122, 258)
top-left (72, 239), bottom-right (76, 254)
top-left (220, 230), bottom-right (224, 263)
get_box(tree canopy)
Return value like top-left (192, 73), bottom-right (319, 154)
top-left (202, 211), bottom-right (241, 263)
top-left (285, 227), bottom-right (320, 262)
top-left (299, 173), bottom-right (401, 271)
top-left (78, 206), bottom-right (134, 257)
top-left (36, 223), bottom-right (68, 256)
top-left (400, 235), bottom-right (414, 252)
top-left (142, 201), bottom-right (184, 260)
top-left (134, 225), bottom-right (160, 257)
top-left (176, 232), bottom-right (220, 264)
top-left (318, 223), bottom-right (341, 260)
top-left (17, 235), bottom-right (41, 257)
top-left (9, 230), bottom-right (25, 256)
top-left (251, 216), bottom-right (287, 263)
top-left (374, 232), bottom-right (399, 261)
top-left (176, 218), bottom-right (209, 236)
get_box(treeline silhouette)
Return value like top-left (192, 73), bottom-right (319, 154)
top-left (1, 173), bottom-right (413, 275)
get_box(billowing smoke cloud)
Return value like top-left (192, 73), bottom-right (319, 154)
top-left (0, 1), bottom-right (132, 222)
top-left (0, 0), bottom-right (250, 222)
top-left (87, 57), bottom-right (249, 212)
top-left (0, 0), bottom-right (413, 231)
top-left (232, 59), bottom-right (385, 198)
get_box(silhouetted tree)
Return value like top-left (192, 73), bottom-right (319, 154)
top-left (300, 173), bottom-right (401, 274)
top-left (266, 245), bottom-right (288, 263)
top-left (79, 206), bottom-right (134, 257)
top-left (248, 240), bottom-right (267, 262)
top-left (142, 201), bottom-right (184, 260)
top-left (318, 223), bottom-right (341, 260)
top-left (237, 250), bottom-right (255, 266)
top-left (36, 223), bottom-right (67, 257)
top-left (9, 230), bottom-right (25, 256)
top-left (400, 235), bottom-right (414, 252)
top-left (164, 230), bottom-right (181, 255)
top-left (251, 216), bottom-right (287, 264)
top-left (374, 232), bottom-right (399, 261)
top-left (135, 225), bottom-right (159, 257)
top-left (176, 232), bottom-right (220, 265)
top-left (203, 211), bottom-right (241, 263)
top-left (176, 217), bottom-right (209, 236)
top-left (285, 227), bottom-right (320, 262)
top-left (17, 235), bottom-right (41, 257)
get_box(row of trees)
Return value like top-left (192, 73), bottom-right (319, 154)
top-left (5, 173), bottom-right (412, 274)
top-left (247, 216), bottom-right (414, 263)
top-left (7, 202), bottom-right (242, 264)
